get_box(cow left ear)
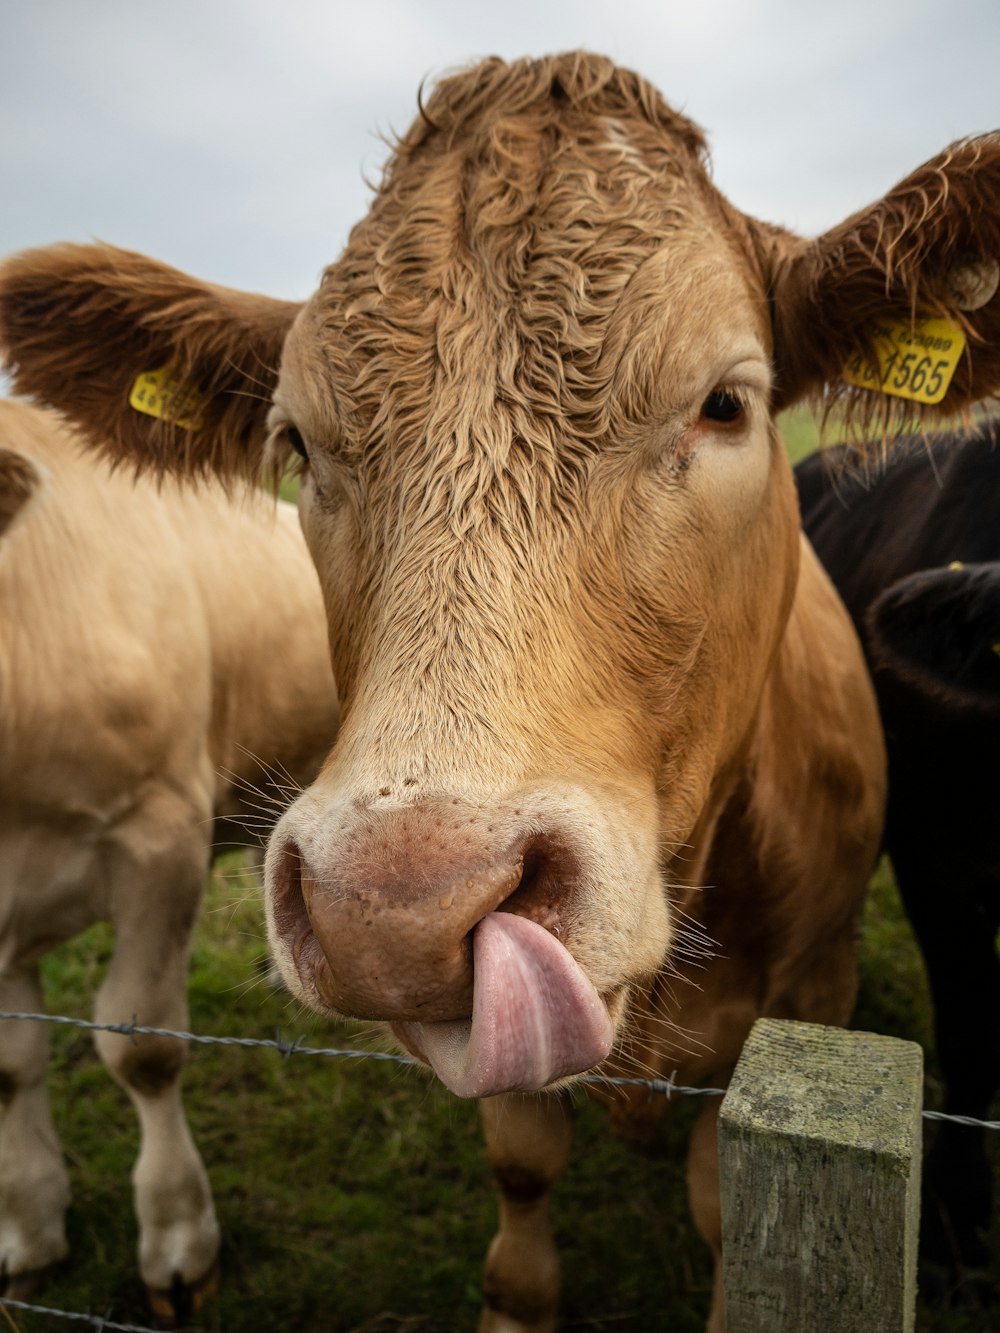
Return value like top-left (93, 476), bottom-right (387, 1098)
top-left (0, 243), bottom-right (301, 480)
top-left (762, 134), bottom-right (1000, 427)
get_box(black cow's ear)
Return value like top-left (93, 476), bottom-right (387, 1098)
top-left (758, 135), bottom-right (1000, 439)
top-left (0, 243), bottom-right (301, 480)
top-left (0, 447), bottom-right (43, 539)
top-left (867, 564), bottom-right (1000, 710)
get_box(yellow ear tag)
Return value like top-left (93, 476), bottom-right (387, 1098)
top-left (843, 316), bottom-right (966, 405)
top-left (129, 366), bottom-right (203, 430)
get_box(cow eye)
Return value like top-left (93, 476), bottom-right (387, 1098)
top-left (286, 426), bottom-right (309, 461)
top-left (701, 389), bottom-right (744, 424)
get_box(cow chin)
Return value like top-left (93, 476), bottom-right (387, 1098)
top-left (262, 780), bottom-right (668, 1096)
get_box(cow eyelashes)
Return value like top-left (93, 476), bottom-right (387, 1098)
top-left (700, 389), bottom-right (746, 424)
top-left (287, 426), bottom-right (309, 461)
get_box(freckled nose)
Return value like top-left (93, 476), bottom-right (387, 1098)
top-left (268, 799), bottom-right (578, 1021)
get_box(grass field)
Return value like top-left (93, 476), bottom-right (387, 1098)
top-left (6, 416), bottom-right (998, 1332)
top-left (23, 856), bottom-right (998, 1333)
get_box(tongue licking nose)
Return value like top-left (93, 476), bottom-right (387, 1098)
top-left (395, 911), bottom-right (614, 1098)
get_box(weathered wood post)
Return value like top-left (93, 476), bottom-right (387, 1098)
top-left (719, 1018), bottom-right (923, 1332)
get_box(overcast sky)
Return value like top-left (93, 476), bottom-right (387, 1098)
top-left (1, 0), bottom-right (999, 303)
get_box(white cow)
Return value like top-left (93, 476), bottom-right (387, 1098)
top-left (0, 399), bottom-right (338, 1321)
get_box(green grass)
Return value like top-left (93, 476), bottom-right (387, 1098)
top-left (777, 405), bottom-right (823, 464)
top-left (13, 852), bottom-right (996, 1333)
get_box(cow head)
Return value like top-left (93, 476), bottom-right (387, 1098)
top-left (869, 562), bottom-right (1000, 712)
top-left (2, 54), bottom-right (999, 1096)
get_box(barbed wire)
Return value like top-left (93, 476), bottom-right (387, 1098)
top-left (0, 1294), bottom-right (160, 1332)
top-left (0, 1010), bottom-right (411, 1065)
top-left (0, 1009), bottom-right (727, 1099)
top-left (0, 1009), bottom-right (996, 1130)
top-left (921, 1109), bottom-right (1000, 1130)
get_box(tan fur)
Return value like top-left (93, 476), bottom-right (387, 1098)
top-left (0, 401), bottom-right (338, 1306)
top-left (1, 51), bottom-right (996, 1329)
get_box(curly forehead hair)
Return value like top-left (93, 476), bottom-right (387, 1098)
top-left (344, 50), bottom-right (715, 271)
top-left (397, 51), bottom-right (709, 160)
top-left (315, 53), bottom-right (738, 506)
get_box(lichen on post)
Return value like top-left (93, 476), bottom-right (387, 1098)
top-left (719, 1018), bottom-right (923, 1332)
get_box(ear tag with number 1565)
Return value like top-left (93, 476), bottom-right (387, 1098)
top-left (842, 316), bottom-right (966, 405)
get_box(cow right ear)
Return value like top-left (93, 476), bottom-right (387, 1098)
top-left (0, 243), bottom-right (301, 479)
top-left (761, 134), bottom-right (1000, 438)
top-left (0, 447), bottom-right (43, 539)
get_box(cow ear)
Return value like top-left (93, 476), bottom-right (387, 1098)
top-left (0, 243), bottom-right (301, 479)
top-left (868, 564), bottom-right (1000, 711)
top-left (0, 447), bottom-right (43, 539)
top-left (764, 134), bottom-right (1000, 433)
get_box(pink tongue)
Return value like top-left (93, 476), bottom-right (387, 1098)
top-left (397, 912), bottom-right (613, 1098)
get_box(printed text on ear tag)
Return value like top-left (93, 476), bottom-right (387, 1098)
top-left (843, 316), bottom-right (966, 405)
top-left (129, 366), bottom-right (203, 429)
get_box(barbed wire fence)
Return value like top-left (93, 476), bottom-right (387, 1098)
top-left (0, 1006), bottom-right (996, 1332)
top-left (1, 1010), bottom-right (997, 1128)
top-left (0, 1296), bottom-right (160, 1333)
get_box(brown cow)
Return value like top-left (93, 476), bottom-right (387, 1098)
top-left (0, 401), bottom-right (339, 1322)
top-left (1, 52), bottom-right (999, 1330)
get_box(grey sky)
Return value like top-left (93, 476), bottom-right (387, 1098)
top-left (1, 0), bottom-right (999, 301)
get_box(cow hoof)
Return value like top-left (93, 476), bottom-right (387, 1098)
top-left (0, 1261), bottom-right (47, 1302)
top-left (146, 1260), bottom-right (220, 1328)
top-left (479, 1312), bottom-right (556, 1333)
top-left (920, 1259), bottom-right (996, 1310)
top-left (948, 1266), bottom-right (996, 1310)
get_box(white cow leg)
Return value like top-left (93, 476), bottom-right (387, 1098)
top-left (0, 965), bottom-right (70, 1290)
top-left (478, 1090), bottom-right (572, 1333)
top-left (687, 1095), bottom-right (726, 1333)
top-left (94, 857), bottom-right (220, 1323)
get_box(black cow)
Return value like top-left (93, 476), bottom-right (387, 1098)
top-left (797, 422), bottom-right (1000, 1305)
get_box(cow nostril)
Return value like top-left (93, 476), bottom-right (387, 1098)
top-left (271, 839), bottom-right (331, 977)
top-left (494, 839), bottom-right (573, 935)
top-left (271, 840), bottom-right (310, 941)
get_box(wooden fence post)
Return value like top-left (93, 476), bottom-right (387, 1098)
top-left (718, 1018), bottom-right (923, 1332)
